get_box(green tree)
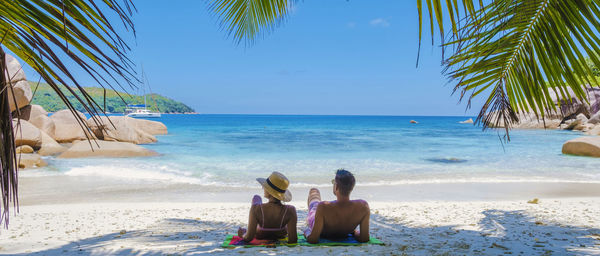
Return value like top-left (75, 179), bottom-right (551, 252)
top-left (210, 0), bottom-right (600, 139)
top-left (0, 0), bottom-right (136, 227)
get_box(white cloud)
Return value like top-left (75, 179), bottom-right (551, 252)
top-left (347, 22), bottom-right (356, 28)
top-left (369, 18), bottom-right (390, 27)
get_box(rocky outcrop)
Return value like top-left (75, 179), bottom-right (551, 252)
top-left (585, 126), bottom-right (600, 136)
top-left (14, 104), bottom-right (47, 120)
top-left (12, 104), bottom-right (56, 137)
top-left (562, 137), bottom-right (600, 157)
top-left (16, 145), bottom-right (34, 154)
top-left (50, 110), bottom-right (93, 143)
top-left (17, 154), bottom-right (48, 169)
top-left (87, 116), bottom-right (157, 144)
top-left (459, 118), bottom-right (474, 124)
top-left (5, 55), bottom-right (31, 112)
top-left (488, 87), bottom-right (600, 130)
top-left (12, 119), bottom-right (42, 149)
top-left (490, 113), bottom-right (562, 129)
top-left (589, 112), bottom-right (600, 125)
top-left (130, 118), bottom-right (168, 135)
top-left (29, 115), bottom-right (56, 137)
top-left (547, 87), bottom-right (600, 118)
top-left (37, 131), bottom-right (67, 156)
top-left (58, 140), bottom-right (158, 158)
top-left (7, 80), bottom-right (33, 112)
top-left (4, 54), bottom-right (26, 82)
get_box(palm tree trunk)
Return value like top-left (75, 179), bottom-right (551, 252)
top-left (0, 47), bottom-right (19, 228)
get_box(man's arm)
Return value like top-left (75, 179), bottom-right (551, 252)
top-left (353, 202), bottom-right (370, 243)
top-left (304, 204), bottom-right (324, 244)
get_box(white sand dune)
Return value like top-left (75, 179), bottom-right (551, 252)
top-left (1, 198), bottom-right (599, 255)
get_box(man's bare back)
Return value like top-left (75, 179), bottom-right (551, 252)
top-left (314, 199), bottom-right (369, 238)
top-left (304, 186), bottom-right (370, 243)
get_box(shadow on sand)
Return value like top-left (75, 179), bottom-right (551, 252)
top-left (11, 209), bottom-right (600, 255)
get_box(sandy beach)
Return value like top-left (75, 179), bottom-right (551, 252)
top-left (2, 177), bottom-right (600, 255)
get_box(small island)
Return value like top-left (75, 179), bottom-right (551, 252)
top-left (28, 81), bottom-right (195, 114)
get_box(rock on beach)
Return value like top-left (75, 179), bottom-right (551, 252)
top-left (50, 109), bottom-right (94, 143)
top-left (17, 154), bottom-right (47, 169)
top-left (562, 137), bottom-right (600, 157)
top-left (131, 118), bottom-right (168, 135)
top-left (12, 119), bottom-right (42, 149)
top-left (459, 118), bottom-right (474, 124)
top-left (38, 131), bottom-right (67, 156)
top-left (5, 55), bottom-right (31, 112)
top-left (58, 140), bottom-right (158, 158)
top-left (87, 116), bottom-right (157, 144)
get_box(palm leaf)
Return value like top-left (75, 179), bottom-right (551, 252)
top-left (419, 0), bottom-right (600, 139)
top-left (0, 0), bottom-right (136, 228)
top-left (208, 0), bottom-right (296, 45)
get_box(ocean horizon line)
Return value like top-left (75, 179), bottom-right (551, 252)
top-left (155, 113), bottom-right (478, 118)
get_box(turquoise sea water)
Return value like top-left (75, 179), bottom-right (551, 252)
top-left (28, 115), bottom-right (600, 187)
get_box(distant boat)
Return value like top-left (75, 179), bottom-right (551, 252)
top-left (125, 104), bottom-right (161, 118)
top-left (125, 65), bottom-right (161, 118)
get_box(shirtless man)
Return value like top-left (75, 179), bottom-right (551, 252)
top-left (303, 169), bottom-right (370, 244)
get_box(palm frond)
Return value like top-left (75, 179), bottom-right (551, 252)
top-left (0, 0), bottom-right (136, 228)
top-left (439, 0), bottom-right (600, 139)
top-left (208, 0), bottom-right (295, 45)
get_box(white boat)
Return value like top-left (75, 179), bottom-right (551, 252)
top-left (125, 104), bottom-right (161, 118)
top-left (124, 66), bottom-right (161, 118)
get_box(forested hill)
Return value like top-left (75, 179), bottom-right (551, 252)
top-left (28, 81), bottom-right (195, 113)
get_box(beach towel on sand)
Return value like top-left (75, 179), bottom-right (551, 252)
top-left (221, 234), bottom-right (384, 248)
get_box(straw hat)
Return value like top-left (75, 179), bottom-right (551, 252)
top-left (256, 172), bottom-right (292, 202)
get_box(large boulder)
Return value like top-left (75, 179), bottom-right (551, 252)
top-left (562, 137), bottom-right (600, 157)
top-left (87, 116), bottom-right (157, 144)
top-left (16, 145), bottom-right (34, 154)
top-left (459, 118), bottom-right (474, 124)
top-left (5, 55), bottom-right (31, 112)
top-left (585, 125), bottom-right (600, 136)
top-left (547, 87), bottom-right (600, 119)
top-left (589, 111), bottom-right (600, 125)
top-left (569, 113), bottom-right (589, 131)
top-left (13, 104), bottom-right (55, 136)
top-left (7, 81), bottom-right (33, 112)
top-left (14, 104), bottom-right (48, 120)
top-left (50, 110), bottom-right (93, 143)
top-left (29, 114), bottom-right (56, 137)
top-left (37, 131), bottom-right (67, 156)
top-left (58, 140), bottom-right (158, 158)
top-left (4, 54), bottom-right (26, 82)
top-left (12, 119), bottom-right (42, 149)
top-left (130, 118), bottom-right (168, 135)
top-left (17, 154), bottom-right (47, 169)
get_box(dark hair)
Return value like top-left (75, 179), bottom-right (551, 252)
top-left (334, 169), bottom-right (355, 196)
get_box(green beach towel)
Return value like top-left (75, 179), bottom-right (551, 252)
top-left (221, 234), bottom-right (384, 248)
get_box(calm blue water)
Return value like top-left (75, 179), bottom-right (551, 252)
top-left (32, 115), bottom-right (600, 187)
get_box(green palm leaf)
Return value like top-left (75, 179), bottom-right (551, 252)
top-left (0, 0), bottom-right (136, 228)
top-left (419, 0), bottom-right (600, 139)
top-left (208, 0), bottom-right (296, 45)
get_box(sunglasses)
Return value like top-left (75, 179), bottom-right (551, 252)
top-left (331, 179), bottom-right (335, 185)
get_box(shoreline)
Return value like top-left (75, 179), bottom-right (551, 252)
top-left (16, 174), bottom-right (600, 206)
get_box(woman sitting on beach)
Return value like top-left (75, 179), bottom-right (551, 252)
top-left (237, 171), bottom-right (298, 243)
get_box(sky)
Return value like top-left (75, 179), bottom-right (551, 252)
top-left (19, 0), bottom-right (486, 116)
